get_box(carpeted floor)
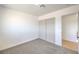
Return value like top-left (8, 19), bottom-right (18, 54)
top-left (0, 39), bottom-right (78, 54)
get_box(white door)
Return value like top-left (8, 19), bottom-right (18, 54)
top-left (39, 20), bottom-right (46, 40)
top-left (46, 19), bottom-right (55, 43)
top-left (39, 18), bottom-right (55, 43)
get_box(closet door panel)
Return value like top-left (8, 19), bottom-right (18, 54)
top-left (39, 20), bottom-right (46, 40)
top-left (46, 19), bottom-right (55, 43)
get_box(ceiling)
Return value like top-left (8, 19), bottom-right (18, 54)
top-left (0, 4), bottom-right (76, 16)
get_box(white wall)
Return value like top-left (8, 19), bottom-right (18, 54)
top-left (62, 13), bottom-right (78, 42)
top-left (0, 7), bottom-right (39, 50)
top-left (39, 5), bottom-right (79, 46)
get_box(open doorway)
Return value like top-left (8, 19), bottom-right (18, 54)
top-left (62, 13), bottom-right (78, 52)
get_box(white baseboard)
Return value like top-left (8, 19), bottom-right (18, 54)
top-left (39, 38), bottom-right (62, 47)
top-left (0, 37), bottom-right (38, 51)
top-left (39, 38), bottom-right (54, 44)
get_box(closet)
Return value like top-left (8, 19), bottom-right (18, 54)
top-left (39, 18), bottom-right (55, 43)
top-left (39, 20), bottom-right (46, 40)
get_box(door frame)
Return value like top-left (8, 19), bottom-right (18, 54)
top-left (61, 12), bottom-right (78, 52)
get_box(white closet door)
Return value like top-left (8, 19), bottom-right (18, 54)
top-left (46, 19), bottom-right (55, 43)
top-left (39, 20), bottom-right (46, 40)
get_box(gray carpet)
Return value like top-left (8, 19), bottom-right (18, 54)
top-left (0, 39), bottom-right (78, 54)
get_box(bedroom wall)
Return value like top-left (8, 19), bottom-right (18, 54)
top-left (0, 7), bottom-right (39, 50)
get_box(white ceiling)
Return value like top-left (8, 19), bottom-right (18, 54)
top-left (0, 4), bottom-right (76, 16)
